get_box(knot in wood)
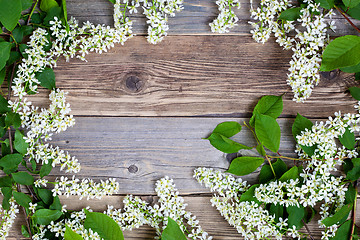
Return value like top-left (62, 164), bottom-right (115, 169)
top-left (128, 164), bottom-right (138, 173)
top-left (125, 75), bottom-right (144, 93)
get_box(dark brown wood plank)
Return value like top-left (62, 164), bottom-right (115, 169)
top-left (7, 195), bottom-right (360, 239)
top-left (66, 0), bottom-right (360, 36)
top-left (42, 116), bottom-right (307, 195)
top-left (25, 36), bottom-right (359, 118)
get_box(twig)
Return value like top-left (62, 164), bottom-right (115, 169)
top-left (26, 0), bottom-right (39, 25)
top-left (302, 219), bottom-right (315, 240)
top-left (350, 181), bottom-right (358, 240)
top-left (26, 185), bottom-right (38, 201)
top-left (335, 5), bottom-right (360, 33)
top-left (7, 62), bottom-right (17, 101)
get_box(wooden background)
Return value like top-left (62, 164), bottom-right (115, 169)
top-left (8, 0), bottom-right (360, 239)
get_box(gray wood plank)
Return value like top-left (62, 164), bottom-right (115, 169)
top-left (44, 117), bottom-right (305, 195)
top-left (24, 36), bottom-right (359, 118)
top-left (66, 0), bottom-right (360, 36)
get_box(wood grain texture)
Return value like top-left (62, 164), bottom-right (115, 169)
top-left (24, 36), bottom-right (359, 117)
top-left (42, 116), bottom-right (308, 195)
top-left (7, 195), bottom-right (360, 239)
top-left (66, 0), bottom-right (360, 36)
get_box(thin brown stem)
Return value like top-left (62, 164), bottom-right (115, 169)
top-left (26, 185), bottom-right (38, 201)
top-left (350, 181), bottom-right (358, 240)
top-left (302, 219), bottom-right (315, 240)
top-left (335, 5), bottom-right (360, 33)
top-left (7, 62), bottom-right (17, 101)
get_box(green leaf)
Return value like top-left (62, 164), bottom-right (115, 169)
top-left (349, 87), bottom-right (360, 101)
top-left (212, 121), bottom-right (242, 138)
top-left (239, 184), bottom-right (261, 204)
top-left (341, 62), bottom-right (360, 73)
top-left (0, 95), bottom-right (10, 114)
top-left (259, 159), bottom-right (287, 183)
top-left (227, 156), bottom-right (264, 176)
top-left (279, 166), bottom-right (299, 182)
top-left (343, 0), bottom-right (360, 8)
top-left (322, 204), bottom-right (352, 227)
top-left (0, 176), bottom-right (12, 187)
top-left (206, 133), bottom-right (251, 153)
top-left (36, 67), bottom-right (56, 90)
top-left (13, 191), bottom-right (31, 208)
top-left (64, 225), bottom-right (83, 240)
top-left (339, 127), bottom-right (355, 150)
top-left (6, 51), bottom-right (21, 65)
top-left (84, 209), bottom-right (124, 240)
top-left (40, 161), bottom-right (53, 178)
top-left (0, 68), bottom-right (6, 85)
top-left (346, 158), bottom-right (360, 181)
top-left (61, 0), bottom-right (69, 31)
top-left (108, 0), bottom-right (116, 3)
top-left (279, 7), bottom-right (301, 21)
top-left (0, 42), bottom-right (11, 71)
top-left (12, 171), bottom-right (34, 185)
top-left (256, 144), bottom-right (266, 156)
top-left (14, 130), bottom-right (29, 155)
top-left (5, 112), bottom-right (21, 129)
top-left (43, 6), bottom-right (62, 26)
top-left (21, 225), bottom-right (30, 238)
top-left (269, 203), bottom-right (284, 222)
top-left (320, 35), bottom-right (360, 71)
top-left (11, 27), bottom-right (23, 44)
top-left (356, 72), bottom-right (360, 80)
top-left (37, 188), bottom-right (53, 205)
top-left (0, 116), bottom-right (6, 138)
top-left (345, 184), bottom-right (357, 205)
top-left (292, 113), bottom-right (313, 140)
top-left (1, 187), bottom-right (12, 210)
top-left (315, 0), bottom-right (335, 9)
top-left (0, 0), bottom-right (22, 31)
top-left (287, 206), bottom-right (305, 229)
top-left (161, 217), bottom-right (187, 240)
top-left (0, 153), bottom-right (23, 174)
top-left (346, 4), bottom-right (360, 20)
top-left (255, 114), bottom-right (281, 153)
top-left (33, 209), bottom-right (63, 225)
top-left (19, 44), bottom-right (29, 58)
top-left (21, 0), bottom-right (33, 10)
top-left (50, 196), bottom-right (62, 211)
top-left (332, 220), bottom-right (352, 240)
top-left (249, 95), bottom-right (283, 127)
top-left (40, 0), bottom-right (59, 12)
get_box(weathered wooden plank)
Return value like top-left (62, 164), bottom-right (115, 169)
top-left (24, 36), bottom-right (359, 117)
top-left (7, 195), bottom-right (360, 239)
top-left (43, 116), bottom-right (308, 195)
top-left (66, 0), bottom-right (360, 36)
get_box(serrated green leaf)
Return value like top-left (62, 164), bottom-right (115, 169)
top-left (333, 220), bottom-right (352, 240)
top-left (341, 62), bottom-right (360, 73)
top-left (227, 156), bottom-right (264, 176)
top-left (320, 35), bottom-right (360, 71)
top-left (212, 121), bottom-right (242, 138)
top-left (287, 206), bottom-right (305, 229)
top-left (1, 187), bottom-right (12, 210)
top-left (50, 196), bottom-right (62, 211)
top-left (37, 188), bottom-right (53, 205)
top-left (14, 130), bottom-right (29, 156)
top-left (40, 0), bottom-right (59, 12)
top-left (349, 87), bottom-right (360, 101)
top-left (36, 67), bottom-right (56, 90)
top-left (5, 112), bottom-right (21, 129)
top-left (21, 225), bottom-right (30, 238)
top-left (322, 203), bottom-right (352, 227)
top-left (239, 184), bottom-right (261, 204)
top-left (13, 191), bottom-right (31, 208)
top-left (259, 159), bottom-right (287, 183)
top-left (0, 42), bottom-right (11, 71)
top-left (339, 127), bottom-right (355, 150)
top-left (256, 143), bottom-right (266, 156)
top-left (0, 0), bottom-right (22, 31)
top-left (40, 161), bottom-right (53, 178)
top-left (343, 0), bottom-right (360, 8)
top-left (255, 114), bottom-right (281, 153)
top-left (12, 172), bottom-right (34, 185)
top-left (84, 209), bottom-right (124, 240)
top-left (206, 133), bottom-right (251, 153)
top-left (292, 113), bottom-right (313, 140)
top-left (0, 95), bottom-right (10, 114)
top-left (279, 166), bottom-right (299, 182)
top-left (0, 153), bottom-right (22, 174)
top-left (279, 7), bottom-right (301, 21)
top-left (6, 51), bottom-right (21, 65)
top-left (64, 225), bottom-right (83, 240)
top-left (33, 209), bottom-right (63, 225)
top-left (346, 158), bottom-right (360, 181)
top-left (61, 0), bottom-right (69, 31)
top-left (161, 217), bottom-right (187, 240)
top-left (0, 176), bottom-right (12, 188)
top-left (345, 184), bottom-right (357, 205)
top-left (11, 27), bottom-right (23, 44)
top-left (250, 95), bottom-right (283, 127)
top-left (315, 0), bottom-right (335, 9)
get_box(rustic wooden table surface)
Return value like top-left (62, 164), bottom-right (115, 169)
top-left (7, 0), bottom-right (360, 239)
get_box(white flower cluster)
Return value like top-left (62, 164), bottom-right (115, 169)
top-left (0, 198), bottom-right (18, 240)
top-left (52, 176), bottom-right (120, 200)
top-left (106, 176), bottom-right (212, 239)
top-left (210, 0), bottom-right (241, 33)
top-left (114, 0), bottom-right (184, 44)
top-left (194, 168), bottom-right (295, 239)
top-left (249, 0), bottom-right (336, 102)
